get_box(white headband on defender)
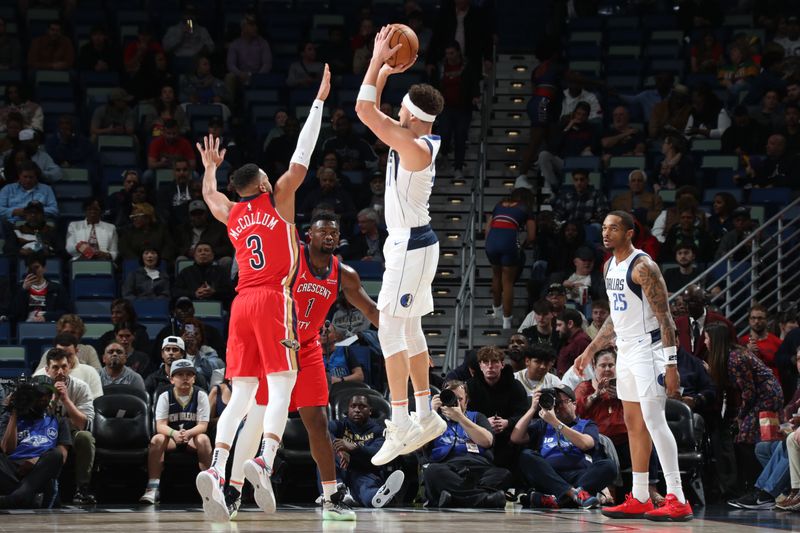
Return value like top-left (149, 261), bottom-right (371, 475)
top-left (402, 94), bottom-right (437, 122)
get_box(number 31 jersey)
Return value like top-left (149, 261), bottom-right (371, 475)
top-left (227, 193), bottom-right (300, 292)
top-left (605, 249), bottom-right (660, 339)
top-left (292, 244), bottom-right (340, 347)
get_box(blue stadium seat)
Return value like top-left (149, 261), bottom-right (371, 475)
top-left (0, 322), bottom-right (10, 343)
top-left (703, 188), bottom-right (743, 204)
top-left (17, 323), bottom-right (57, 370)
top-left (72, 277), bottom-right (117, 300)
top-left (563, 156), bottom-right (601, 172)
top-left (346, 260), bottom-right (384, 281)
top-left (73, 300), bottom-right (114, 321)
top-left (0, 345), bottom-right (27, 378)
top-left (53, 182), bottom-right (92, 200)
top-left (133, 299), bottom-right (170, 320)
top-left (141, 322), bottom-right (166, 339)
top-left (749, 188), bottom-right (792, 205)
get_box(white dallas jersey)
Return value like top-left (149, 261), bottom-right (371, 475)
top-left (384, 135), bottom-right (440, 230)
top-left (605, 249), bottom-right (660, 339)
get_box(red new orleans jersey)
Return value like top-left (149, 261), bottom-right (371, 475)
top-left (292, 244), bottom-right (340, 346)
top-left (227, 193), bottom-right (299, 292)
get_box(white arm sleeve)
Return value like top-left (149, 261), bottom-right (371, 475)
top-left (290, 98), bottom-right (324, 169)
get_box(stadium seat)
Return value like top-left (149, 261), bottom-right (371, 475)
top-left (665, 399), bottom-right (705, 505)
top-left (74, 300), bottom-right (114, 321)
top-left (701, 155), bottom-right (739, 170)
top-left (72, 278), bottom-right (117, 300)
top-left (93, 394), bottom-right (151, 465)
top-left (61, 168), bottom-right (90, 182)
top-left (133, 299), bottom-right (170, 320)
top-left (563, 156), bottom-right (601, 172)
top-left (0, 346), bottom-right (27, 378)
top-left (346, 260), bottom-right (384, 281)
top-left (102, 384), bottom-right (150, 405)
top-left (193, 301), bottom-right (222, 319)
top-left (749, 188), bottom-right (792, 205)
top-left (17, 323), bottom-right (57, 371)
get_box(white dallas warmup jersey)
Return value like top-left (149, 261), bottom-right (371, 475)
top-left (605, 249), bottom-right (660, 339)
top-left (384, 135), bottom-right (440, 229)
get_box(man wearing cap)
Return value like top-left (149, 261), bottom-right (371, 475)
top-left (0, 162), bottom-right (58, 224)
top-left (511, 383), bottom-right (617, 509)
top-left (176, 200), bottom-right (233, 268)
top-left (4, 200), bottom-right (63, 257)
top-left (18, 128), bottom-right (62, 184)
top-left (149, 297), bottom-right (226, 363)
top-left (518, 284), bottom-right (588, 333)
top-left (140, 358), bottom-right (212, 504)
top-left (173, 241), bottom-right (234, 309)
top-left (118, 202), bottom-right (176, 261)
top-left (89, 88), bottom-right (136, 143)
top-left (145, 336), bottom-right (209, 398)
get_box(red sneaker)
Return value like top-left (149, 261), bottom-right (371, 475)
top-left (601, 493), bottom-right (654, 519)
top-left (644, 494), bottom-right (694, 522)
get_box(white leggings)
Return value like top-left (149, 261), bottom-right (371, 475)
top-left (214, 377), bottom-right (258, 446)
top-left (377, 312), bottom-right (428, 358)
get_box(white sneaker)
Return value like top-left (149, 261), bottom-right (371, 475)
top-left (502, 316), bottom-right (513, 329)
top-left (514, 174), bottom-right (533, 190)
top-left (371, 470), bottom-right (405, 508)
top-left (371, 419), bottom-right (420, 466)
top-left (243, 457), bottom-right (276, 514)
top-left (196, 468), bottom-right (229, 522)
top-left (407, 411), bottom-right (448, 453)
top-left (139, 487), bottom-right (159, 504)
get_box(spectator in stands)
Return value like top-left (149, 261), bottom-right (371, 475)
top-left (520, 299), bottom-right (560, 351)
top-left (33, 315), bottom-right (101, 371)
top-left (175, 200), bottom-right (232, 267)
top-left (676, 284), bottom-right (736, 361)
top-left (661, 205), bottom-right (715, 263)
top-left (180, 318), bottom-right (224, 384)
top-left (537, 220), bottom-right (587, 280)
top-left (298, 168), bottom-right (358, 228)
top-left (118, 202), bottom-right (176, 262)
top-left (721, 105), bottom-right (769, 155)
top-left (207, 379), bottom-right (230, 425)
top-left (691, 31), bottom-right (724, 74)
top-left (663, 243), bottom-right (701, 295)
top-left (180, 54), bottom-right (228, 105)
top-left (320, 322), bottom-right (365, 385)
top-left (506, 332), bottom-right (531, 371)
top-left (26, 20), bottom-right (74, 70)
top-left (77, 25), bottom-right (119, 72)
top-left (737, 134), bottom-right (798, 188)
top-left (781, 103), bottom-right (800, 156)
top-left (715, 206), bottom-right (754, 260)
top-left (112, 323), bottom-right (151, 377)
top-left (426, 0), bottom-right (493, 77)
top-left (65, 198), bottom-right (117, 262)
top-left (172, 242), bottom-right (234, 309)
top-left (649, 85), bottom-right (692, 140)
top-left (610, 170), bottom-right (662, 226)
top-left (34, 334), bottom-right (103, 400)
top-left (619, 71), bottom-right (674, 128)
top-left (550, 169), bottom-right (609, 228)
top-left (654, 134), bottom-right (695, 191)
top-left (44, 347), bottom-right (96, 505)
top-left (162, 7), bottom-right (215, 58)
top-left (123, 24), bottom-right (163, 76)
top-left (752, 89), bottom-right (785, 131)
top-left (556, 309), bottom-right (592, 376)
top-left (13, 253), bottom-right (69, 323)
top-left (776, 15), bottom-right (800, 56)
top-left (322, 114), bottom-right (378, 171)
top-left (740, 304), bottom-right (783, 380)
top-left (329, 394), bottom-right (403, 508)
top-left (511, 383), bottom-right (615, 509)
top-left (718, 43), bottom-right (759, 101)
top-left (147, 120), bottom-right (195, 177)
top-left (344, 207), bottom-right (387, 263)
top-left (149, 297), bottom-right (225, 363)
top-left (434, 40), bottom-right (480, 179)
top-left (520, 283), bottom-right (587, 332)
top-left (0, 378), bottom-right (69, 509)
top-left (707, 191), bottom-right (738, 244)
top-left (548, 246), bottom-right (604, 312)
top-left (98, 341), bottom-right (145, 391)
top-left (139, 359), bottom-right (212, 504)
top-left (0, 84), bottom-right (42, 134)
top-left (287, 41), bottom-right (324, 88)
top-left (560, 80), bottom-right (602, 121)
top-left (108, 178), bottom-right (147, 228)
top-left (155, 157), bottom-right (194, 226)
top-left (601, 107), bottom-right (645, 167)
top-left (0, 16), bottom-right (21, 70)
top-left (466, 345), bottom-right (528, 468)
top-left (585, 299), bottom-right (609, 340)
top-left (685, 85), bottom-right (730, 139)
top-left (262, 115), bottom-right (299, 177)
top-left (44, 115), bottom-right (94, 169)
top-left (144, 337), bottom-right (209, 397)
top-left (143, 84), bottom-right (190, 138)
top-left (3, 200), bottom-right (63, 258)
top-left (97, 298), bottom-right (150, 353)
top-left (0, 112), bottom-right (23, 161)
top-left (514, 345), bottom-right (562, 396)
top-left (705, 322), bottom-right (784, 488)
top-left (785, 78), bottom-right (800, 106)
top-left (777, 310), bottom-right (799, 340)
top-left (423, 380), bottom-right (510, 509)
top-left (225, 15), bottom-right (272, 102)
top-left (319, 25), bottom-right (351, 76)
top-left (537, 103), bottom-right (600, 193)
top-left (89, 88), bottom-right (136, 143)
top-left (651, 186), bottom-right (704, 244)
top-left (18, 129), bottom-right (61, 184)
top-left (351, 25), bottom-right (376, 75)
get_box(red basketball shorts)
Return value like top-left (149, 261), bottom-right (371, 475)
top-left (255, 341), bottom-right (327, 410)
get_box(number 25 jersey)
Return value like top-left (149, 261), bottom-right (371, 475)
top-left (605, 249), bottom-right (660, 339)
top-left (292, 244), bottom-right (340, 347)
top-left (227, 193), bottom-right (300, 292)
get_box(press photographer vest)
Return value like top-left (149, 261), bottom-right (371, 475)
top-left (430, 411), bottom-right (488, 462)
top-left (540, 418), bottom-right (592, 469)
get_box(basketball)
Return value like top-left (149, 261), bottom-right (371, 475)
top-left (386, 24), bottom-right (419, 68)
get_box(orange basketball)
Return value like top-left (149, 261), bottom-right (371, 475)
top-left (386, 24), bottom-right (419, 68)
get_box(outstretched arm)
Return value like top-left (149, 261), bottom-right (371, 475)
top-left (340, 264), bottom-right (379, 328)
top-left (197, 135), bottom-right (234, 225)
top-left (574, 316), bottom-right (616, 376)
top-left (274, 64), bottom-right (331, 221)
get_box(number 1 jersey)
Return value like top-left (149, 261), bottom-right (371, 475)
top-left (292, 244), bottom-right (340, 347)
top-left (227, 193), bottom-right (299, 292)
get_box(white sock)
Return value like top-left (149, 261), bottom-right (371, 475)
top-left (210, 448), bottom-right (230, 473)
top-left (391, 399), bottom-right (411, 427)
top-left (414, 390), bottom-right (431, 418)
top-left (322, 480), bottom-right (337, 502)
top-left (260, 436), bottom-right (280, 469)
top-left (503, 316), bottom-right (513, 329)
top-left (492, 305), bottom-right (502, 316)
top-left (664, 470), bottom-right (686, 504)
top-left (632, 472), bottom-right (649, 503)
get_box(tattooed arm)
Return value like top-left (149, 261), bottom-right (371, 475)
top-left (632, 255), bottom-right (681, 395)
top-left (574, 316), bottom-right (616, 376)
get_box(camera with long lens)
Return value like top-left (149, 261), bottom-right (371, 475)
top-left (539, 388), bottom-right (557, 410)
top-left (5, 377), bottom-right (54, 420)
top-left (438, 388), bottom-right (459, 408)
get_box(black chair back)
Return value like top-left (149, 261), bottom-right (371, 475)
top-left (93, 394), bottom-right (151, 450)
top-left (665, 398), bottom-right (697, 451)
top-left (102, 383), bottom-right (150, 405)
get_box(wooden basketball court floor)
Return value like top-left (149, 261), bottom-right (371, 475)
top-left (1, 504), bottom-right (799, 532)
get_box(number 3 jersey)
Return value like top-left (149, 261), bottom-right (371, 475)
top-left (292, 244), bottom-right (340, 347)
top-left (227, 192), bottom-right (300, 292)
top-left (605, 249), bottom-right (660, 339)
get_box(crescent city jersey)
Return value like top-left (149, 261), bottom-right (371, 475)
top-left (605, 249), bottom-right (660, 339)
top-left (227, 192), bottom-right (299, 291)
top-left (384, 134), bottom-right (441, 229)
top-left (293, 244), bottom-right (340, 346)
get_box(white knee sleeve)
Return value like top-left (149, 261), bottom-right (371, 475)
top-left (231, 404), bottom-right (266, 484)
top-left (215, 377), bottom-right (258, 446)
top-left (404, 316), bottom-right (428, 357)
top-left (640, 397), bottom-right (681, 478)
top-left (262, 371), bottom-right (297, 439)
top-left (378, 312), bottom-right (409, 357)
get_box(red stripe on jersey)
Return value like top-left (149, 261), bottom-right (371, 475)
top-left (292, 245), bottom-right (340, 345)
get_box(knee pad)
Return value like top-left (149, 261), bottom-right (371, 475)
top-left (378, 312), bottom-right (408, 357)
top-left (404, 316), bottom-right (428, 357)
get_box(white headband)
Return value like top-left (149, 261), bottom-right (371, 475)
top-left (402, 94), bottom-right (436, 122)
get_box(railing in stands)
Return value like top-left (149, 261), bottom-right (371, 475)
top-left (443, 45), bottom-right (497, 373)
top-left (669, 196), bottom-right (800, 336)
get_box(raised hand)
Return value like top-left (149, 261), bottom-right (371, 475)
top-left (196, 135), bottom-right (226, 168)
top-left (316, 63), bottom-right (331, 101)
top-left (379, 56), bottom-right (417, 77)
top-left (372, 25), bottom-right (403, 64)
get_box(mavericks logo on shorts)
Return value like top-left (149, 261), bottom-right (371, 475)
top-left (281, 338), bottom-right (301, 351)
top-left (400, 293), bottom-right (414, 308)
